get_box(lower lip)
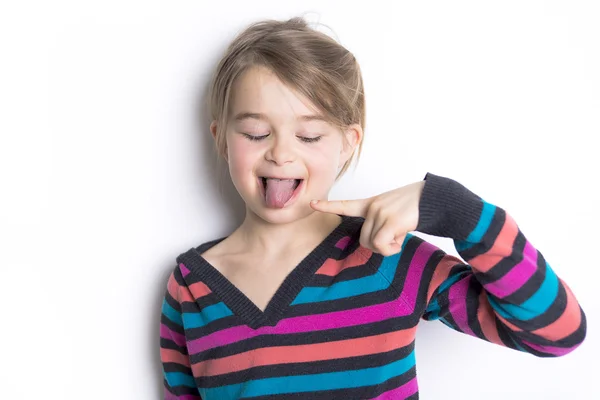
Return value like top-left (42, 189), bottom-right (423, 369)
top-left (258, 178), bottom-right (305, 208)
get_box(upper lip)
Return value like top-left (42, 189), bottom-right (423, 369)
top-left (259, 176), bottom-right (304, 180)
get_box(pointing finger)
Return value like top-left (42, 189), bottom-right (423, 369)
top-left (310, 198), bottom-right (370, 218)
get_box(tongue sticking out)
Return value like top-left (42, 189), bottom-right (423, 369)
top-left (264, 178), bottom-right (298, 208)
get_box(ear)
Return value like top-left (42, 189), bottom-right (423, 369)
top-left (338, 123), bottom-right (363, 168)
top-left (210, 120), bottom-right (228, 162)
top-left (210, 120), bottom-right (217, 139)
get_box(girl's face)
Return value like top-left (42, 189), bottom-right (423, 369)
top-left (211, 66), bottom-right (361, 223)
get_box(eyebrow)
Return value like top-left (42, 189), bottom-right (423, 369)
top-left (233, 112), bottom-right (328, 123)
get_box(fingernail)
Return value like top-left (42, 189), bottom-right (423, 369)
top-left (311, 200), bottom-right (319, 205)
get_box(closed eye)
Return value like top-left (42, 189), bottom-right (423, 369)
top-left (241, 133), bottom-right (323, 143)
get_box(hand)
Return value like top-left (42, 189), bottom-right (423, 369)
top-left (310, 180), bottom-right (425, 256)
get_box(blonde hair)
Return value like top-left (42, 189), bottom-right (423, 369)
top-left (207, 16), bottom-right (366, 181)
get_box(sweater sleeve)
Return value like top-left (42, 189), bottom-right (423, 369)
top-left (160, 269), bottom-right (203, 399)
top-left (416, 172), bottom-right (586, 357)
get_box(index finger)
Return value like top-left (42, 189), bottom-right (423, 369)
top-left (310, 198), bottom-right (370, 217)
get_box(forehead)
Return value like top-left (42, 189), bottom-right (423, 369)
top-left (230, 66), bottom-right (324, 124)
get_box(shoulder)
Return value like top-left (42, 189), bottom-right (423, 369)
top-left (174, 235), bottom-right (227, 265)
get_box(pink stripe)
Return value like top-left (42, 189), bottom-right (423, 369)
top-left (484, 239), bottom-right (537, 298)
top-left (447, 275), bottom-right (475, 336)
top-left (188, 241), bottom-right (437, 354)
top-left (372, 377), bottom-right (418, 399)
top-left (160, 323), bottom-right (186, 347)
top-left (399, 240), bottom-right (436, 309)
top-left (164, 388), bottom-right (201, 400)
top-left (336, 235), bottom-right (351, 249)
top-left (522, 340), bottom-right (582, 356)
top-left (179, 263), bottom-right (191, 277)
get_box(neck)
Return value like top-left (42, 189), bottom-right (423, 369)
top-left (231, 208), bottom-right (343, 258)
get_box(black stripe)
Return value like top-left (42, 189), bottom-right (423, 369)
top-left (172, 265), bottom-right (187, 286)
top-left (432, 287), bottom-right (459, 328)
top-left (160, 336), bottom-right (188, 355)
top-left (162, 361), bottom-right (193, 374)
top-left (190, 316), bottom-right (417, 361)
top-left (465, 278), bottom-right (486, 340)
top-left (511, 305), bottom-right (587, 350)
top-left (180, 292), bottom-right (222, 312)
top-left (554, 307), bottom-right (587, 347)
top-left (284, 283), bottom-right (399, 317)
top-left (310, 260), bottom-right (380, 285)
top-left (161, 313), bottom-right (185, 336)
top-left (197, 342), bottom-right (415, 387)
top-left (285, 238), bottom-right (423, 318)
top-left (413, 243), bottom-right (456, 318)
top-left (500, 248), bottom-right (547, 304)
top-left (503, 280), bottom-right (568, 331)
top-left (457, 206), bottom-right (505, 262)
top-left (164, 289), bottom-right (182, 313)
top-left (184, 314), bottom-right (245, 340)
top-left (389, 236), bottom-right (425, 294)
top-left (494, 319), bottom-right (521, 351)
top-left (474, 228), bottom-right (528, 286)
top-left (164, 378), bottom-right (201, 396)
top-left (202, 366), bottom-right (417, 400)
top-left (515, 339), bottom-right (558, 357)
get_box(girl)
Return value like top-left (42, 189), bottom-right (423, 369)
top-left (159, 16), bottom-right (586, 399)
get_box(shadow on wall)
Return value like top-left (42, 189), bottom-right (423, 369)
top-left (149, 59), bottom-right (246, 399)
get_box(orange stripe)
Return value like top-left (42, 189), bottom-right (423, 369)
top-left (531, 278), bottom-right (581, 340)
top-left (161, 348), bottom-right (191, 367)
top-left (179, 281), bottom-right (212, 303)
top-left (192, 326), bottom-right (417, 377)
top-left (468, 213), bottom-right (518, 272)
top-left (495, 312), bottom-right (523, 332)
top-left (425, 255), bottom-right (455, 304)
top-left (316, 250), bottom-right (370, 276)
top-left (167, 273), bottom-right (180, 302)
top-left (476, 290), bottom-right (505, 345)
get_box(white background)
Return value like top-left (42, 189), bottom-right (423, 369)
top-left (1, 1), bottom-right (598, 399)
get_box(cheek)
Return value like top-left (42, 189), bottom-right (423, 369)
top-left (310, 142), bottom-right (342, 167)
top-left (305, 151), bottom-right (340, 181)
top-left (227, 140), bottom-right (256, 165)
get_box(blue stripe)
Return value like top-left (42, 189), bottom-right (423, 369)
top-left (467, 200), bottom-right (495, 243)
top-left (182, 302), bottom-right (233, 328)
top-left (162, 299), bottom-right (183, 326)
top-left (437, 270), bottom-right (467, 294)
top-left (291, 252), bottom-right (401, 305)
top-left (164, 371), bottom-right (196, 388)
top-left (455, 239), bottom-right (474, 252)
top-left (455, 200), bottom-right (495, 252)
top-left (425, 298), bottom-right (441, 319)
top-left (486, 261), bottom-right (558, 320)
top-left (203, 349), bottom-right (416, 398)
top-left (292, 235), bottom-right (412, 305)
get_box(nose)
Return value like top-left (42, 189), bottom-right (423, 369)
top-left (265, 134), bottom-right (296, 165)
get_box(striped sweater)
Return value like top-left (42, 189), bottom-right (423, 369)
top-left (160, 172), bottom-right (586, 399)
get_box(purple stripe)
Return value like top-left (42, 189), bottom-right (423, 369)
top-left (164, 388), bottom-right (201, 400)
top-left (447, 275), bottom-right (475, 336)
top-left (160, 323), bottom-right (186, 347)
top-left (484, 239), bottom-right (537, 298)
top-left (372, 377), bottom-right (418, 399)
top-left (179, 263), bottom-right (191, 277)
top-left (522, 340), bottom-right (581, 356)
top-left (188, 241), bottom-right (437, 354)
top-left (336, 235), bottom-right (351, 249)
top-left (399, 240), bottom-right (437, 309)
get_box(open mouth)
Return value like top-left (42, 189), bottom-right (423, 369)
top-left (258, 177), bottom-right (304, 207)
top-left (260, 177), bottom-right (302, 191)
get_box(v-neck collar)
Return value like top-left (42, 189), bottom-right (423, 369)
top-left (176, 215), bottom-right (359, 329)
